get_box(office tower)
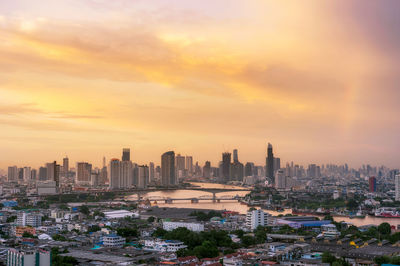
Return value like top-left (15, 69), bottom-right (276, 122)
top-left (120, 160), bottom-right (133, 188)
top-left (7, 166), bottom-right (18, 182)
top-left (63, 156), bottom-right (69, 175)
top-left (203, 161), bottom-right (211, 178)
top-left (122, 148), bottom-right (130, 161)
top-left (38, 167), bottom-right (47, 181)
top-left (46, 163), bottom-right (55, 181)
top-left (161, 151), bottom-right (175, 186)
top-left (233, 149), bottom-right (239, 163)
top-left (185, 156), bottom-right (193, 176)
top-left (246, 209), bottom-right (273, 230)
top-left (109, 159), bottom-right (121, 189)
top-left (18, 168), bottom-right (24, 181)
top-left (76, 162), bottom-right (92, 186)
top-left (245, 162), bottom-right (254, 177)
top-left (275, 169), bottom-right (286, 189)
top-left (175, 154), bottom-right (186, 179)
top-left (7, 249), bottom-right (51, 266)
top-left (395, 174), bottom-right (400, 201)
top-left (222, 152), bottom-right (231, 182)
top-left (266, 143), bottom-right (274, 184)
top-left (138, 165), bottom-right (149, 189)
top-left (369, 176), bottom-right (377, 192)
top-left (273, 157), bottom-right (281, 171)
top-left (23, 167), bottom-right (31, 181)
top-left (231, 161), bottom-right (244, 181)
top-left (91, 171), bottom-right (99, 187)
top-left (31, 169), bottom-right (37, 181)
top-left (132, 163), bottom-right (139, 186)
top-left (149, 162), bottom-right (155, 183)
top-left (99, 166), bottom-right (108, 185)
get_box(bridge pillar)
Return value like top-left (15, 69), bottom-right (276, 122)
top-left (191, 198), bottom-right (199, 203)
top-left (212, 192), bottom-right (217, 203)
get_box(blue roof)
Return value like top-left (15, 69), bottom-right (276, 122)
top-left (299, 221), bottom-right (332, 227)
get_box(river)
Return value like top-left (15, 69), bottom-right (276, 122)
top-left (126, 182), bottom-right (400, 227)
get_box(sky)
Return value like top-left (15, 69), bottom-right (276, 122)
top-left (0, 0), bottom-right (399, 169)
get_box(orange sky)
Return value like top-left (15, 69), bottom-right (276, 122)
top-left (0, 0), bottom-right (399, 168)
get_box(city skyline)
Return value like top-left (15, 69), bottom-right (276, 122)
top-left (1, 0), bottom-right (400, 168)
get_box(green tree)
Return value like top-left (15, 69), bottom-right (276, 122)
top-left (147, 216), bottom-right (155, 223)
top-left (193, 241), bottom-right (219, 259)
top-left (79, 205), bottom-right (90, 216)
top-left (378, 223), bottom-right (391, 235)
top-left (22, 232), bottom-right (35, 238)
top-left (322, 252), bottom-right (337, 264)
top-left (374, 256), bottom-right (391, 265)
top-left (241, 235), bottom-right (255, 248)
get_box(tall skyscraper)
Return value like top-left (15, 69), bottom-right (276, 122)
top-left (395, 174), bottom-right (400, 201)
top-left (46, 162), bottom-right (55, 181)
top-left (122, 148), bottom-right (130, 161)
top-left (275, 169), bottom-right (286, 189)
top-left (222, 152), bottom-right (231, 183)
top-left (23, 167), bottom-right (31, 181)
top-left (120, 160), bottom-right (133, 188)
top-left (149, 162), bottom-right (155, 183)
top-left (161, 151), bottom-right (175, 186)
top-left (31, 169), bottom-right (37, 180)
top-left (39, 167), bottom-right (47, 181)
top-left (245, 162), bottom-right (254, 177)
top-left (266, 143), bottom-right (274, 183)
top-left (7, 166), bottom-right (18, 182)
top-left (138, 165), bottom-right (149, 189)
top-left (76, 162), bottom-right (92, 186)
top-left (185, 156), bottom-right (193, 176)
top-left (175, 154), bottom-right (186, 179)
top-left (203, 161), bottom-right (211, 178)
top-left (369, 176), bottom-right (377, 192)
top-left (233, 149), bottom-right (239, 163)
top-left (63, 156), bottom-right (69, 175)
top-left (109, 159), bottom-right (121, 189)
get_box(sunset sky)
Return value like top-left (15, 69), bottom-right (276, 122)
top-left (0, 0), bottom-right (399, 168)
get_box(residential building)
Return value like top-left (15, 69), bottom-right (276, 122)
top-left (246, 209), bottom-right (273, 230)
top-left (163, 221), bottom-right (204, 232)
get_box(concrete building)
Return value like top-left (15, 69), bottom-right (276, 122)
top-left (144, 239), bottom-right (187, 252)
top-left (7, 248), bottom-right (51, 266)
top-left (76, 162), bottom-right (92, 186)
top-left (108, 159), bottom-right (121, 189)
top-left (138, 165), bottom-right (149, 189)
top-left (162, 221), bottom-right (204, 232)
top-left (396, 174), bottom-right (400, 201)
top-left (102, 234), bottom-right (126, 248)
top-left (246, 209), bottom-right (273, 230)
top-left (161, 151), bottom-right (175, 187)
top-left (8, 166), bottom-right (18, 182)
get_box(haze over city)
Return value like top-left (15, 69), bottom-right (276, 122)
top-left (1, 0), bottom-right (400, 169)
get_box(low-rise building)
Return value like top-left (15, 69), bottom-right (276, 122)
top-left (144, 239), bottom-right (187, 252)
top-left (163, 221), bottom-right (204, 232)
top-left (7, 248), bottom-right (51, 266)
top-left (102, 234), bottom-right (125, 248)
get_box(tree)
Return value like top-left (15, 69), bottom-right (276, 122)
top-left (152, 228), bottom-right (167, 238)
top-left (88, 225), bottom-right (101, 233)
top-left (147, 216), bottom-right (155, 223)
top-left (22, 232), bottom-right (35, 238)
top-left (6, 216), bottom-right (16, 223)
top-left (346, 199), bottom-right (358, 210)
top-left (117, 228), bottom-right (138, 238)
top-left (193, 241), bottom-right (219, 259)
top-left (378, 223), bottom-right (391, 235)
top-left (79, 205), bottom-right (90, 216)
top-left (374, 256), bottom-right (390, 265)
top-left (322, 252), bottom-right (337, 264)
top-left (241, 235), bottom-right (255, 248)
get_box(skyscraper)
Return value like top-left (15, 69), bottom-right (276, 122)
top-left (120, 160), bottom-right (133, 188)
top-left (395, 174), bottom-right (400, 201)
top-left (266, 143), bottom-right (274, 184)
top-left (175, 154), bottom-right (186, 179)
top-left (39, 167), bottom-right (47, 181)
top-left (233, 149), bottom-right (239, 163)
top-left (369, 176), bottom-right (377, 192)
top-left (109, 159), bottom-right (121, 189)
top-left (23, 167), bottom-right (31, 181)
top-left (185, 156), bottom-right (193, 176)
top-left (138, 165), bottom-right (149, 189)
top-left (149, 162), bottom-right (155, 183)
top-left (63, 156), bottom-right (69, 175)
top-left (76, 162), bottom-right (92, 186)
top-left (203, 161), bottom-right (211, 178)
top-left (161, 151), bottom-right (175, 186)
top-left (122, 148), bottom-right (130, 161)
top-left (7, 166), bottom-right (18, 182)
top-left (222, 152), bottom-right (231, 183)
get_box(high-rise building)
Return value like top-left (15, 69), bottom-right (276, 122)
top-left (149, 162), bottom-right (155, 183)
top-left (23, 167), bottom-right (31, 181)
top-left (185, 156), bottom-right (193, 176)
top-left (369, 176), bottom-right (377, 192)
top-left (18, 168), bottom-right (23, 181)
top-left (266, 143), bottom-right (274, 184)
top-left (76, 162), bottom-right (92, 186)
top-left (109, 159), bottom-right (121, 189)
top-left (63, 156), bottom-right (69, 175)
top-left (275, 169), bottom-right (286, 189)
top-left (7, 248), bottom-right (51, 266)
top-left (7, 166), bottom-right (18, 182)
top-left (38, 167), bottom-right (47, 181)
top-left (161, 151), bottom-right (175, 187)
top-left (273, 157), bottom-right (281, 172)
top-left (395, 174), bottom-right (400, 201)
top-left (46, 161), bottom-right (60, 188)
top-left (246, 209), bottom-right (273, 230)
top-left (122, 148), bottom-right (130, 161)
top-left (31, 169), bottom-right (37, 181)
top-left (245, 162), bottom-right (254, 177)
top-left (175, 154), bottom-right (186, 179)
top-left (99, 166), bottom-right (108, 185)
top-left (233, 149), bottom-right (239, 163)
top-left (222, 152), bottom-right (231, 182)
top-left (203, 161), bottom-right (211, 178)
top-left (120, 160), bottom-right (133, 188)
top-left (138, 165), bottom-right (149, 189)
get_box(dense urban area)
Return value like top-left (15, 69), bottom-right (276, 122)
top-left (0, 146), bottom-right (400, 265)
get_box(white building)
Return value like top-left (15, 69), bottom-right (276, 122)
top-left (396, 174), bottom-right (400, 201)
top-left (7, 249), bottom-right (50, 266)
top-left (144, 239), bottom-right (187, 252)
top-left (102, 234), bottom-right (126, 248)
top-left (246, 209), bottom-right (273, 230)
top-left (37, 181), bottom-right (57, 195)
top-left (17, 212), bottom-right (42, 227)
top-left (162, 221), bottom-right (204, 232)
top-left (104, 210), bottom-right (139, 219)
